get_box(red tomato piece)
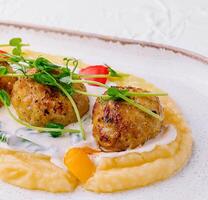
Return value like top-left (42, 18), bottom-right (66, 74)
top-left (0, 50), bottom-right (7, 54)
top-left (79, 65), bottom-right (109, 86)
top-left (0, 50), bottom-right (8, 59)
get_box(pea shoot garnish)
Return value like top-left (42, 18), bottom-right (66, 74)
top-left (0, 131), bottom-right (7, 143)
top-left (0, 66), bottom-right (8, 75)
top-left (105, 64), bottom-right (120, 77)
top-left (45, 122), bottom-right (65, 138)
top-left (0, 37), bottom-right (29, 56)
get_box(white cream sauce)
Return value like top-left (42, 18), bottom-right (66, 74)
top-left (0, 82), bottom-right (177, 168)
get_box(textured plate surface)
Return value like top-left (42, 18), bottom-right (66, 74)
top-left (0, 24), bottom-right (207, 200)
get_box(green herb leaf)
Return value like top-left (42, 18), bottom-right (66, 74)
top-left (0, 132), bottom-right (7, 143)
top-left (33, 72), bottom-right (57, 86)
top-left (60, 82), bottom-right (74, 95)
top-left (107, 87), bottom-right (128, 100)
top-left (9, 55), bottom-right (22, 62)
top-left (119, 94), bottom-right (163, 121)
top-left (54, 67), bottom-right (70, 79)
top-left (9, 38), bottom-right (24, 56)
top-left (12, 46), bottom-right (21, 56)
top-left (45, 122), bottom-right (64, 137)
top-left (34, 57), bottom-right (60, 71)
top-left (0, 37), bottom-right (29, 56)
top-left (0, 90), bottom-right (10, 106)
top-left (72, 59), bottom-right (78, 73)
top-left (0, 67), bottom-right (8, 75)
top-left (106, 65), bottom-right (120, 77)
top-left (9, 38), bottom-right (22, 46)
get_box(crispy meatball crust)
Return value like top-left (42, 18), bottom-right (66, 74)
top-left (11, 78), bottom-right (89, 127)
top-left (92, 86), bottom-right (163, 152)
top-left (0, 62), bottom-right (17, 107)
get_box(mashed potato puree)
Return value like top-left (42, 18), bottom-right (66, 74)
top-left (0, 50), bottom-right (192, 193)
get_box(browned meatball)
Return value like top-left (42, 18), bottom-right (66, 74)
top-left (11, 78), bottom-right (89, 127)
top-left (92, 86), bottom-right (163, 152)
top-left (0, 62), bottom-right (17, 107)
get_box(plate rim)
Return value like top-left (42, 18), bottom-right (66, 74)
top-left (0, 20), bottom-right (207, 65)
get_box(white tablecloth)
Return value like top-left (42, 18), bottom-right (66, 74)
top-left (0, 0), bottom-right (207, 56)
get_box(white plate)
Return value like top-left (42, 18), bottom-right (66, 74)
top-left (0, 22), bottom-right (207, 200)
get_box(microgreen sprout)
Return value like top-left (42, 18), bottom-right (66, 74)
top-left (0, 132), bottom-right (7, 143)
top-left (63, 57), bottom-right (79, 80)
top-left (104, 64), bottom-right (120, 77)
top-left (71, 59), bottom-right (79, 74)
top-left (0, 66), bottom-right (8, 75)
top-left (0, 37), bottom-right (29, 56)
top-left (0, 89), bottom-right (10, 106)
top-left (45, 122), bottom-right (65, 138)
top-left (34, 57), bottom-right (60, 71)
top-left (118, 93), bottom-right (163, 121)
top-left (71, 79), bottom-right (109, 88)
top-left (106, 87), bottom-right (164, 120)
